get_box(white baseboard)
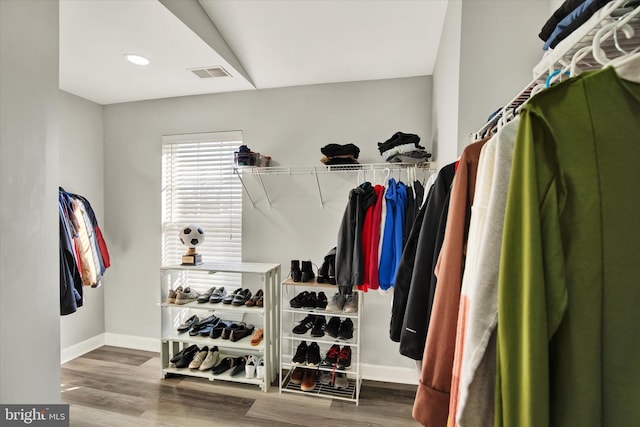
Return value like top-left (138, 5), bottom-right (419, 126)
top-left (104, 333), bottom-right (160, 353)
top-left (61, 333), bottom-right (106, 364)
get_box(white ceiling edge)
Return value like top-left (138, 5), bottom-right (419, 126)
top-left (59, 0), bottom-right (254, 105)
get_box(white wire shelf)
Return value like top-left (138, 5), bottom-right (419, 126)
top-left (233, 162), bottom-right (436, 209)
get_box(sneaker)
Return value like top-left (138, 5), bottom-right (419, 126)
top-left (166, 286), bottom-right (183, 304)
top-left (292, 314), bottom-right (316, 334)
top-left (301, 369), bottom-right (317, 391)
top-left (322, 344), bottom-right (340, 367)
top-left (196, 287), bottom-right (217, 303)
top-left (188, 346), bottom-right (209, 369)
top-left (256, 357), bottom-right (265, 380)
top-left (338, 318), bottom-right (354, 340)
top-left (325, 316), bottom-right (341, 338)
top-left (199, 346), bottom-right (219, 371)
top-left (175, 287), bottom-right (200, 305)
top-left (316, 291), bottom-right (328, 309)
top-left (306, 342), bottom-right (321, 367)
top-left (302, 291), bottom-right (317, 308)
top-left (310, 316), bottom-right (326, 338)
top-left (245, 355), bottom-right (257, 378)
top-left (318, 370), bottom-right (333, 385)
top-left (289, 291), bottom-right (309, 308)
top-left (343, 292), bottom-right (359, 313)
top-left (325, 292), bottom-right (346, 312)
top-left (290, 367), bottom-right (304, 384)
top-left (334, 372), bottom-right (349, 389)
top-left (292, 341), bottom-right (308, 366)
top-left (337, 346), bottom-right (352, 370)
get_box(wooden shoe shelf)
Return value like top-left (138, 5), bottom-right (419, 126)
top-left (159, 262), bottom-right (281, 392)
top-left (279, 278), bottom-right (362, 405)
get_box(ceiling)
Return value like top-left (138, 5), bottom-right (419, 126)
top-left (59, 0), bottom-right (449, 105)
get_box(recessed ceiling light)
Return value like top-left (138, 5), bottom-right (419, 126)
top-left (125, 54), bottom-right (150, 66)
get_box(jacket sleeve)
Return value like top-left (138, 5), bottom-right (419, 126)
top-left (494, 109), bottom-right (568, 427)
top-left (336, 190), bottom-right (355, 287)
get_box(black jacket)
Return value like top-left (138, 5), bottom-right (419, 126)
top-left (335, 182), bottom-right (377, 289)
top-left (397, 162), bottom-right (456, 360)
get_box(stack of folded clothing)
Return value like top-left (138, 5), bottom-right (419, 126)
top-left (377, 132), bottom-right (431, 164)
top-left (320, 143), bottom-right (361, 165)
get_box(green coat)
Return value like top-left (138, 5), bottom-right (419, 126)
top-left (495, 65), bottom-right (640, 427)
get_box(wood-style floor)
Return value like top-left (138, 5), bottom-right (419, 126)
top-left (61, 346), bottom-right (420, 426)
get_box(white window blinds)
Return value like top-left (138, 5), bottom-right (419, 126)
top-left (161, 131), bottom-right (242, 289)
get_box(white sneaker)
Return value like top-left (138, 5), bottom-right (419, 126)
top-left (245, 355), bottom-right (257, 378)
top-left (255, 357), bottom-right (265, 380)
top-left (188, 346), bottom-right (209, 369)
top-left (199, 346), bottom-right (219, 371)
top-left (325, 292), bottom-right (346, 312)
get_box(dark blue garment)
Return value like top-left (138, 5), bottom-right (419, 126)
top-left (60, 193), bottom-right (83, 315)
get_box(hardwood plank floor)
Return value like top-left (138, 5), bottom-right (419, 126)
top-left (61, 346), bottom-right (420, 426)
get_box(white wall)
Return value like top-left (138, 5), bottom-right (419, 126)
top-left (104, 76), bottom-right (432, 381)
top-left (430, 0), bottom-right (463, 167)
top-left (59, 90), bottom-right (106, 358)
top-left (0, 0), bottom-right (61, 403)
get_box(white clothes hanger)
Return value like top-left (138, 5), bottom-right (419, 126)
top-left (609, 51), bottom-right (640, 81)
top-left (592, 19), bottom-right (636, 64)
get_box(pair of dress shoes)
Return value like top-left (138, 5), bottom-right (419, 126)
top-left (222, 288), bottom-right (253, 306)
top-left (220, 322), bottom-right (255, 342)
top-left (212, 356), bottom-right (247, 376)
top-left (170, 344), bottom-right (200, 368)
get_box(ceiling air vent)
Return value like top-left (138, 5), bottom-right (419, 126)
top-left (189, 66), bottom-right (231, 79)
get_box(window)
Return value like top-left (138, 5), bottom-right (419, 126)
top-left (161, 131), bottom-right (242, 288)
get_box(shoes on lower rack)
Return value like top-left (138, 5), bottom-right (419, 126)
top-left (230, 356), bottom-right (247, 377)
top-left (188, 346), bottom-right (209, 369)
top-left (222, 288), bottom-right (242, 304)
top-left (292, 314), bottom-right (316, 334)
top-left (245, 355), bottom-right (257, 378)
top-left (338, 318), bottom-right (354, 340)
top-left (212, 357), bottom-right (234, 375)
top-left (337, 346), bottom-right (352, 370)
top-left (197, 287), bottom-right (217, 303)
top-left (230, 324), bottom-right (255, 342)
top-left (301, 369), bottom-right (317, 392)
top-left (334, 372), bottom-right (349, 390)
top-left (232, 288), bottom-right (252, 306)
top-left (290, 367), bottom-right (304, 385)
top-left (174, 345), bottom-right (200, 369)
top-left (302, 291), bottom-right (317, 308)
top-left (189, 315), bottom-right (219, 335)
top-left (250, 328), bottom-right (264, 346)
top-left (289, 291), bottom-right (309, 308)
top-left (343, 292), bottom-right (359, 313)
top-left (316, 291), bottom-right (328, 309)
top-left (306, 342), bottom-right (321, 367)
top-left (177, 315), bottom-right (200, 334)
top-left (321, 344), bottom-right (340, 368)
top-left (256, 357), bottom-right (265, 380)
top-left (325, 292), bottom-right (346, 312)
top-left (170, 344), bottom-right (198, 364)
top-left (291, 341), bottom-right (308, 366)
top-left (198, 346), bottom-right (219, 371)
top-left (318, 370), bottom-right (333, 386)
top-left (325, 316), bottom-right (341, 338)
top-left (175, 287), bottom-right (200, 305)
top-left (310, 316), bottom-right (326, 338)
top-left (209, 287), bottom-right (227, 303)
top-left (166, 286), bottom-right (183, 304)
top-left (245, 289), bottom-right (264, 307)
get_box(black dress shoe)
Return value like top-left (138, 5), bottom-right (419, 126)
top-left (301, 260), bottom-right (315, 282)
top-left (230, 357), bottom-right (247, 376)
top-left (170, 344), bottom-right (198, 364)
top-left (197, 287), bottom-right (217, 303)
top-left (212, 357), bottom-right (234, 375)
top-left (230, 324), bottom-right (255, 342)
top-left (223, 288), bottom-right (241, 305)
top-left (232, 288), bottom-right (252, 306)
top-left (174, 345), bottom-right (200, 368)
top-left (209, 287), bottom-right (227, 303)
top-left (189, 315), bottom-right (219, 335)
top-left (290, 260), bottom-right (302, 282)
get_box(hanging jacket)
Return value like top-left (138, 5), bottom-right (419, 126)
top-left (398, 163), bottom-right (456, 357)
top-left (335, 182), bottom-right (377, 288)
top-left (378, 179), bottom-right (407, 290)
top-left (360, 184), bottom-right (385, 291)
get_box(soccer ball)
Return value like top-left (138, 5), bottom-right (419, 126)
top-left (179, 224), bottom-right (205, 248)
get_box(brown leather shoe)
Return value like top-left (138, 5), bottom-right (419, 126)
top-left (229, 324), bottom-right (255, 342)
top-left (250, 328), bottom-right (264, 346)
top-left (301, 369), bottom-right (317, 392)
top-left (290, 367), bottom-right (304, 384)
